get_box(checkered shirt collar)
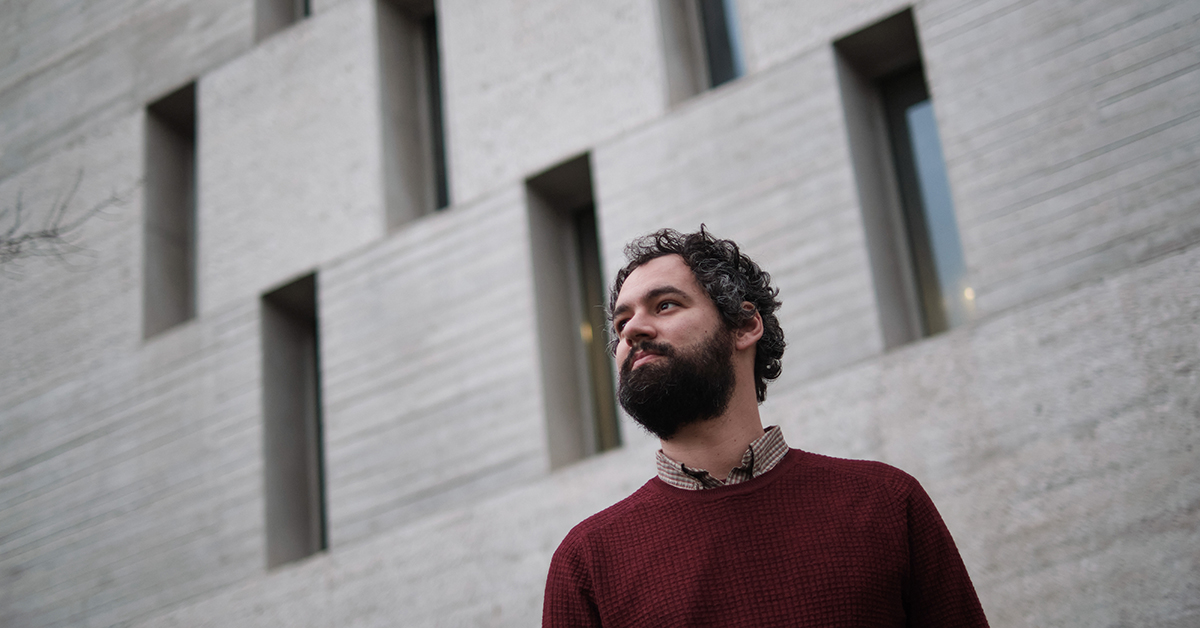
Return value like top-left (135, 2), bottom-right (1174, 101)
top-left (655, 425), bottom-right (789, 490)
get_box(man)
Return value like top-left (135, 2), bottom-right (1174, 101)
top-left (543, 227), bottom-right (988, 627)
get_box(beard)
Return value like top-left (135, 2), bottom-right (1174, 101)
top-left (617, 328), bottom-right (736, 441)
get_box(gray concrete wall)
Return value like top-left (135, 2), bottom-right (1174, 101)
top-left (0, 0), bottom-right (252, 183)
top-left (438, 0), bottom-right (668, 204)
top-left (199, 0), bottom-right (387, 314)
top-left (0, 114), bottom-right (143, 409)
top-left (1, 0), bottom-right (1196, 626)
top-left (737, 0), bottom-right (909, 73)
top-left (735, 0), bottom-right (1200, 319)
top-left (319, 184), bottom-right (550, 548)
top-left (0, 297), bottom-right (265, 627)
top-left (920, 0), bottom-right (1200, 315)
top-left (763, 244), bottom-right (1200, 628)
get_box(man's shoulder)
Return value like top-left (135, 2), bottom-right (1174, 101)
top-left (559, 479), bottom-right (663, 545)
top-left (790, 449), bottom-right (922, 499)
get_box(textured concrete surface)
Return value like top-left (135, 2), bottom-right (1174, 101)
top-left (199, 0), bottom-right (386, 314)
top-left (438, 0), bottom-right (667, 204)
top-left (737, 0), bottom-right (910, 72)
top-left (0, 298), bottom-right (265, 627)
top-left (0, 113), bottom-right (143, 411)
top-left (921, 0), bottom-right (1200, 315)
top-left (0, 0), bottom-right (252, 183)
top-left (319, 184), bottom-right (550, 548)
top-left (1, 0), bottom-right (1197, 626)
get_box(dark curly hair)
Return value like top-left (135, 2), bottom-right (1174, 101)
top-left (608, 226), bottom-right (785, 402)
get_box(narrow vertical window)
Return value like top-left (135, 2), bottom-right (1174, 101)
top-left (421, 13), bottom-right (450, 210)
top-left (879, 68), bottom-right (970, 333)
top-left (378, 0), bottom-right (451, 229)
top-left (143, 82), bottom-right (196, 339)
top-left (261, 273), bottom-right (327, 568)
top-left (570, 206), bottom-right (621, 454)
top-left (527, 154), bottom-right (621, 469)
top-left (696, 0), bottom-right (744, 88)
top-left (658, 0), bottom-right (745, 105)
top-left (834, 9), bottom-right (971, 346)
top-left (256, 0), bottom-right (311, 42)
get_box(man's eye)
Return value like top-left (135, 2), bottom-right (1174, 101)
top-left (614, 320), bottom-right (627, 333)
top-left (658, 301), bottom-right (677, 312)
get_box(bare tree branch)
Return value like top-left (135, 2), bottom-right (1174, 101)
top-left (0, 169), bottom-right (133, 270)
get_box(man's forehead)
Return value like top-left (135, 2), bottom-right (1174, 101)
top-left (616, 255), bottom-right (700, 304)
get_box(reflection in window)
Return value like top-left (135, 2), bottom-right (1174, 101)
top-left (880, 67), bottom-right (971, 334)
top-left (571, 205), bottom-right (620, 454)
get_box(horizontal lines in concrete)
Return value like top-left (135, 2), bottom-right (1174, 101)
top-left (968, 117), bottom-right (1200, 309)
top-left (0, 298), bottom-right (264, 628)
top-left (0, 304), bottom-right (258, 485)
top-left (913, 0), bottom-right (1200, 315)
top-left (317, 191), bottom-right (549, 548)
top-left (941, 1), bottom-right (1196, 189)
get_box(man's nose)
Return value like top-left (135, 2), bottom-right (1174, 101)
top-left (622, 310), bottom-right (656, 344)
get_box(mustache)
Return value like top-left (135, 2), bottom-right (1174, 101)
top-left (621, 340), bottom-right (674, 373)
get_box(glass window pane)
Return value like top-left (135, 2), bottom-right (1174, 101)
top-left (905, 100), bottom-right (971, 328)
top-left (698, 0), bottom-right (743, 87)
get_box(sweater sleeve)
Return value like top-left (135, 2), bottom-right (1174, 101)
top-left (902, 479), bottom-right (990, 627)
top-left (543, 533), bottom-right (603, 628)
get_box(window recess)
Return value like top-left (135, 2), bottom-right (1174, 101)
top-left (658, 0), bottom-right (746, 105)
top-left (255, 0), bottom-right (311, 42)
top-left (378, 0), bottom-right (451, 229)
top-left (261, 273), bottom-right (328, 568)
top-left (834, 8), bottom-right (972, 346)
top-left (143, 82), bottom-right (197, 339)
top-left (526, 154), bottom-right (621, 469)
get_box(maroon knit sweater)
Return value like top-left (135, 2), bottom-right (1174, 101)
top-left (543, 449), bottom-right (988, 627)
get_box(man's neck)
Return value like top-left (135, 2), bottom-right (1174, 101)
top-left (659, 391), bottom-right (764, 481)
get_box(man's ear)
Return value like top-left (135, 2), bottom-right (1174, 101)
top-left (734, 302), bottom-right (763, 351)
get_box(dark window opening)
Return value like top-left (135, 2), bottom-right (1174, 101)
top-left (261, 273), bottom-right (328, 568)
top-left (143, 82), bottom-right (196, 339)
top-left (422, 14), bottom-right (450, 210)
top-left (379, 0), bottom-right (451, 229)
top-left (527, 154), bottom-right (621, 468)
top-left (659, 0), bottom-right (745, 104)
top-left (256, 0), bottom-right (311, 42)
top-left (697, 0), bottom-right (743, 88)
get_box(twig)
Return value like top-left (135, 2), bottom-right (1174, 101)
top-left (0, 169), bottom-right (132, 269)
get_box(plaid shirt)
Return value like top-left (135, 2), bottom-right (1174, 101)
top-left (655, 425), bottom-right (789, 490)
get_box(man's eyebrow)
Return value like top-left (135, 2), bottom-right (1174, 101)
top-left (645, 286), bottom-right (690, 302)
top-left (612, 286), bottom-right (691, 319)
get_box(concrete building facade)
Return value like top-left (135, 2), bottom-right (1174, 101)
top-left (1, 0), bottom-right (1197, 626)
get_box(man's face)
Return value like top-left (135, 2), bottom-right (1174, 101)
top-left (611, 255), bottom-right (736, 439)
